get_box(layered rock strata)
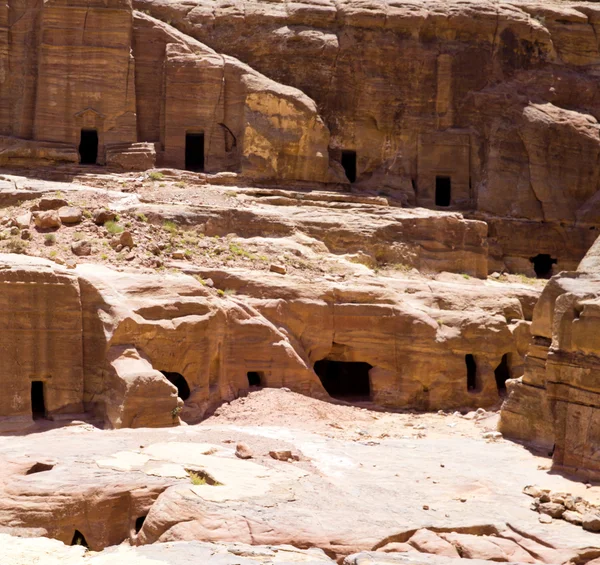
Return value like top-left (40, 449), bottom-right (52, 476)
top-left (500, 235), bottom-right (600, 479)
top-left (0, 253), bottom-right (537, 428)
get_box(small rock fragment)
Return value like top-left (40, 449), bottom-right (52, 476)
top-left (20, 229), bottom-right (31, 240)
top-left (482, 431), bottom-right (502, 440)
top-left (563, 510), bottom-right (583, 525)
top-left (539, 514), bottom-right (553, 524)
top-left (269, 450), bottom-right (300, 462)
top-left (269, 263), bottom-right (287, 275)
top-left (523, 485), bottom-right (544, 498)
top-left (235, 443), bottom-right (253, 460)
top-left (538, 502), bottom-right (565, 518)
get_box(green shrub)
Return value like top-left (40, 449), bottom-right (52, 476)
top-left (148, 171), bottom-right (164, 181)
top-left (105, 221), bottom-right (124, 235)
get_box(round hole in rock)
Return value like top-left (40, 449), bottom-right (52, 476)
top-left (135, 515), bottom-right (147, 534)
top-left (160, 371), bottom-right (190, 401)
top-left (529, 254), bottom-right (557, 279)
top-left (313, 359), bottom-right (372, 401)
top-left (247, 371), bottom-right (262, 386)
top-left (71, 530), bottom-right (89, 548)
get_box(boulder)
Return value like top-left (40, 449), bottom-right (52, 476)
top-left (582, 513), bottom-right (600, 532)
top-left (58, 207), bottom-right (82, 224)
top-left (93, 209), bottom-right (117, 225)
top-left (33, 210), bottom-right (61, 229)
top-left (14, 212), bottom-right (31, 229)
top-left (32, 198), bottom-right (69, 211)
top-left (235, 443), bottom-right (253, 460)
top-left (71, 240), bottom-right (92, 256)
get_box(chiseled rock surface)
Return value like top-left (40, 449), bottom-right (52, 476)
top-left (500, 234), bottom-right (600, 479)
top-left (132, 0), bottom-right (600, 270)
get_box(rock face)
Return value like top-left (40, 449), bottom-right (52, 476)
top-left (0, 251), bottom-right (537, 428)
top-left (0, 255), bottom-right (83, 430)
top-left (500, 235), bottom-right (600, 479)
top-left (0, 0), bottom-right (337, 183)
top-left (1, 0), bottom-right (600, 269)
top-left (128, 0), bottom-right (600, 271)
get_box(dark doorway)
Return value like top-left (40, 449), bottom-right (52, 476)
top-left (185, 133), bottom-right (205, 172)
top-left (31, 381), bottom-right (46, 419)
top-left (530, 254), bottom-right (557, 279)
top-left (435, 176), bottom-right (452, 206)
top-left (79, 129), bottom-right (98, 165)
top-left (247, 371), bottom-right (262, 386)
top-left (495, 354), bottom-right (511, 395)
top-left (465, 354), bottom-right (478, 392)
top-left (341, 150), bottom-right (357, 183)
top-left (135, 516), bottom-right (147, 534)
top-left (71, 530), bottom-right (89, 548)
top-left (314, 359), bottom-right (372, 401)
top-left (160, 371), bottom-right (190, 401)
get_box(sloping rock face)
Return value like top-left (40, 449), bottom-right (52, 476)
top-left (0, 253), bottom-right (537, 428)
top-left (132, 0), bottom-right (600, 271)
top-left (500, 236), bottom-right (600, 479)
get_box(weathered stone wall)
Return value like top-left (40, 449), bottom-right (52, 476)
top-left (0, 255), bottom-right (83, 430)
top-left (500, 237), bottom-right (600, 478)
top-left (0, 257), bottom-right (536, 430)
top-left (132, 0), bottom-right (600, 271)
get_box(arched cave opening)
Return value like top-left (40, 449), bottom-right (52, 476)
top-left (314, 359), bottom-right (372, 401)
top-left (71, 530), bottom-right (89, 548)
top-left (341, 150), bottom-right (357, 183)
top-left (31, 381), bottom-right (46, 419)
top-left (495, 354), bottom-right (511, 395)
top-left (185, 132), bottom-right (205, 172)
top-left (79, 129), bottom-right (98, 165)
top-left (465, 354), bottom-right (479, 392)
top-left (160, 371), bottom-right (190, 401)
top-left (530, 254), bottom-right (557, 279)
top-left (435, 176), bottom-right (451, 207)
top-left (247, 371), bottom-right (262, 387)
top-left (135, 515), bottom-right (147, 534)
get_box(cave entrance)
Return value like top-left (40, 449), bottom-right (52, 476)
top-left (495, 354), bottom-right (511, 395)
top-left (314, 359), bottom-right (372, 401)
top-left (247, 371), bottom-right (262, 387)
top-left (71, 530), bottom-right (89, 548)
top-left (530, 254), bottom-right (557, 279)
top-left (435, 176), bottom-right (451, 206)
top-left (135, 515), bottom-right (147, 534)
top-left (160, 371), bottom-right (190, 401)
top-left (341, 150), bottom-right (357, 183)
top-left (465, 354), bottom-right (479, 392)
top-left (31, 381), bottom-right (46, 419)
top-left (79, 129), bottom-right (98, 165)
top-left (185, 133), bottom-right (205, 172)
